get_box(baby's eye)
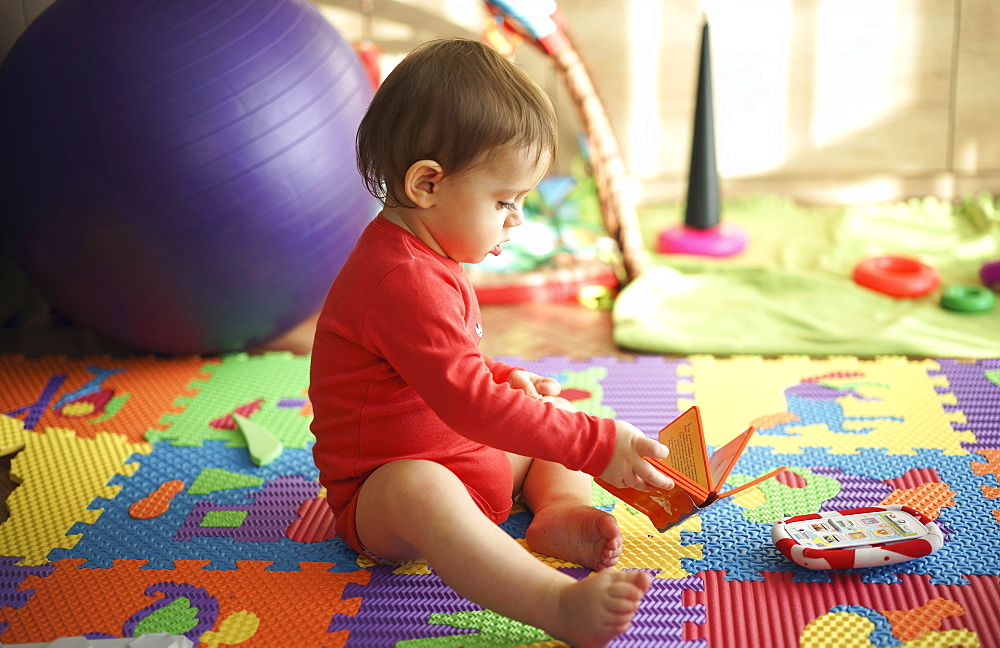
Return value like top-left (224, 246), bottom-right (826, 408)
top-left (498, 201), bottom-right (518, 212)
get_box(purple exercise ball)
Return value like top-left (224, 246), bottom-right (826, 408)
top-left (0, 0), bottom-right (377, 353)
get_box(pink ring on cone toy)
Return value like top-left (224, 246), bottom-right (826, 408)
top-left (658, 224), bottom-right (748, 257)
top-left (852, 255), bottom-right (940, 298)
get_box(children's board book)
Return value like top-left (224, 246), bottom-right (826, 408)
top-left (596, 406), bottom-right (787, 531)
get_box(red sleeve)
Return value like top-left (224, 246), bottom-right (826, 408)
top-left (484, 358), bottom-right (519, 384)
top-left (363, 262), bottom-right (615, 477)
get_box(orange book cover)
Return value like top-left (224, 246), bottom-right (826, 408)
top-left (596, 406), bottom-right (787, 531)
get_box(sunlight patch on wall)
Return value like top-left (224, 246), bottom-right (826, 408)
top-left (811, 1), bottom-right (898, 149)
top-left (706, 0), bottom-right (791, 177)
top-left (628, 0), bottom-right (663, 179)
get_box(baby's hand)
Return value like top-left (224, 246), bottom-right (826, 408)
top-left (599, 420), bottom-right (675, 491)
top-left (508, 369), bottom-right (561, 400)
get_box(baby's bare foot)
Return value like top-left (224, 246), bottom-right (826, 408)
top-left (550, 569), bottom-right (652, 648)
top-left (526, 504), bottom-right (623, 571)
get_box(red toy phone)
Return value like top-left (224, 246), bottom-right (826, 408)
top-left (771, 505), bottom-right (944, 570)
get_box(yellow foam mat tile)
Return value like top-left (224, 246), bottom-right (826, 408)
top-left (514, 504), bottom-right (702, 580)
top-left (678, 356), bottom-right (970, 455)
top-left (0, 414), bottom-right (151, 565)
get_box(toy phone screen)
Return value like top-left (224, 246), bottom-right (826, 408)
top-left (781, 510), bottom-right (929, 550)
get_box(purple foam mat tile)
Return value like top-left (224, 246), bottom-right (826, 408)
top-left (551, 568), bottom-right (708, 647)
top-left (580, 569), bottom-right (707, 648)
top-left (333, 566), bottom-right (707, 648)
top-left (0, 556), bottom-right (56, 612)
top-left (332, 566), bottom-right (479, 646)
top-left (809, 466), bottom-right (895, 511)
top-left (174, 474), bottom-right (321, 542)
top-left (933, 358), bottom-right (1000, 452)
top-left (495, 356), bottom-right (688, 438)
top-left (329, 565), bottom-right (705, 648)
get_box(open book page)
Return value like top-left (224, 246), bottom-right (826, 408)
top-left (707, 426), bottom-right (756, 491)
top-left (595, 406), bottom-right (787, 532)
top-left (709, 426), bottom-right (788, 499)
top-left (654, 407), bottom-right (711, 497)
top-left (715, 465), bottom-right (788, 499)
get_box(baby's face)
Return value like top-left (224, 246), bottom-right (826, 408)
top-left (426, 146), bottom-right (550, 264)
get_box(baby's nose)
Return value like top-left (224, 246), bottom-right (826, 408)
top-left (506, 209), bottom-right (524, 228)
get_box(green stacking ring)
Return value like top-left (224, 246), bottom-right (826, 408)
top-left (941, 285), bottom-right (996, 313)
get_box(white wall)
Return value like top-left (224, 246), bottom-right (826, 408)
top-left (3, 0), bottom-right (998, 206)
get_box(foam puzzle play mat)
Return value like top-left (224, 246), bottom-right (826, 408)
top-left (1, 352), bottom-right (998, 647)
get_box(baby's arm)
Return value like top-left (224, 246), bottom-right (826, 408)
top-left (507, 368), bottom-right (561, 399)
top-left (506, 369), bottom-right (672, 491)
top-left (507, 369), bottom-right (673, 492)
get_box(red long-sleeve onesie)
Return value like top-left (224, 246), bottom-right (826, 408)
top-left (309, 216), bottom-right (617, 554)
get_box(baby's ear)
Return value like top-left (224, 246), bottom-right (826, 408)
top-left (403, 160), bottom-right (444, 208)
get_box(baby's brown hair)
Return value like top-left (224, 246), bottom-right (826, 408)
top-left (356, 38), bottom-right (557, 208)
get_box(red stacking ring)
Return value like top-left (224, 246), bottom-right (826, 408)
top-left (852, 255), bottom-right (941, 298)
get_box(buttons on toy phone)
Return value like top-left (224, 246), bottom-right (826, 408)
top-left (771, 505), bottom-right (945, 570)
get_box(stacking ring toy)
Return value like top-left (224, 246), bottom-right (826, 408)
top-left (852, 255), bottom-right (941, 298)
top-left (941, 285), bottom-right (996, 313)
top-left (981, 259), bottom-right (1000, 290)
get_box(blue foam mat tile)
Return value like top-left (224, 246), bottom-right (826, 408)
top-left (679, 445), bottom-right (1000, 586)
top-left (48, 440), bottom-right (362, 572)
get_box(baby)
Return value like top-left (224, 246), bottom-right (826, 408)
top-left (309, 38), bottom-right (673, 647)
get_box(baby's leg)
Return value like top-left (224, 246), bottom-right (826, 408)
top-left (510, 396), bottom-right (624, 570)
top-left (518, 456), bottom-right (625, 570)
top-left (355, 459), bottom-right (650, 647)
